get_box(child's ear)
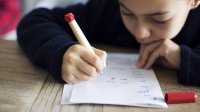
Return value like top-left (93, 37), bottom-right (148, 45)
top-left (191, 0), bottom-right (200, 9)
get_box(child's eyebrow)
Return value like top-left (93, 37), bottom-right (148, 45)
top-left (119, 2), bottom-right (133, 14)
top-left (119, 2), bottom-right (169, 16)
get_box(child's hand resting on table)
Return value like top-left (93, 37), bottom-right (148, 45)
top-left (61, 44), bottom-right (107, 84)
top-left (137, 39), bottom-right (181, 69)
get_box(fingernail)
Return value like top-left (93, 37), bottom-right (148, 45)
top-left (102, 56), bottom-right (107, 68)
top-left (104, 60), bottom-right (106, 68)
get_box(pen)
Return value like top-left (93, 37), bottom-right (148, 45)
top-left (65, 12), bottom-right (106, 67)
top-left (65, 13), bottom-right (94, 53)
top-left (165, 92), bottom-right (197, 104)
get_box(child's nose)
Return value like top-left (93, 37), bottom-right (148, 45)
top-left (134, 23), bottom-right (150, 39)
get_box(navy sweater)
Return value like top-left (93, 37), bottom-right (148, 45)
top-left (17, 0), bottom-right (200, 85)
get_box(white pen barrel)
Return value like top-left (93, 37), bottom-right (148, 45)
top-left (69, 20), bottom-right (94, 53)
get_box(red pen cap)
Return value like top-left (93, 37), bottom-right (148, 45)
top-left (165, 92), bottom-right (197, 104)
top-left (65, 13), bottom-right (75, 22)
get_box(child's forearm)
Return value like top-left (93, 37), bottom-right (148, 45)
top-left (177, 45), bottom-right (200, 85)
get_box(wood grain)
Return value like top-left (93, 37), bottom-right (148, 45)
top-left (0, 40), bottom-right (48, 112)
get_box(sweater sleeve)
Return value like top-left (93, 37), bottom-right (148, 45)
top-left (178, 45), bottom-right (200, 85)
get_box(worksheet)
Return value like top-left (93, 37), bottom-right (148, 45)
top-left (61, 53), bottom-right (167, 108)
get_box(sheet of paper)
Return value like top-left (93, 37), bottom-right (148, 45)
top-left (61, 53), bottom-right (167, 108)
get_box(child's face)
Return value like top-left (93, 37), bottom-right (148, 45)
top-left (119, 0), bottom-right (193, 44)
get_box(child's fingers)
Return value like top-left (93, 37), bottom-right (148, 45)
top-left (62, 66), bottom-right (79, 84)
top-left (138, 40), bottom-right (162, 68)
top-left (138, 45), bottom-right (144, 68)
top-left (73, 67), bottom-right (92, 81)
top-left (93, 47), bottom-right (107, 68)
top-left (76, 58), bottom-right (98, 77)
top-left (80, 49), bottom-right (104, 73)
top-left (143, 46), bottom-right (165, 69)
top-left (62, 65), bottom-right (91, 83)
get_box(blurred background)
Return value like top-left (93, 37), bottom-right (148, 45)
top-left (0, 0), bottom-right (88, 40)
top-left (22, 0), bottom-right (88, 13)
top-left (22, 0), bottom-right (40, 13)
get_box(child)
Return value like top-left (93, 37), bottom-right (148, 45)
top-left (17, 0), bottom-right (200, 85)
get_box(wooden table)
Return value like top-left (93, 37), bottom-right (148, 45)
top-left (0, 39), bottom-right (199, 112)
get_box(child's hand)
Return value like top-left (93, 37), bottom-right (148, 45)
top-left (61, 44), bottom-right (107, 84)
top-left (137, 39), bottom-right (180, 69)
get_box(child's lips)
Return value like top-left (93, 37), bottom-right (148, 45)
top-left (137, 38), bottom-right (163, 44)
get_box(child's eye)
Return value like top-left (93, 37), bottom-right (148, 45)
top-left (121, 11), bottom-right (135, 17)
top-left (122, 12), bottom-right (134, 16)
top-left (152, 18), bottom-right (170, 25)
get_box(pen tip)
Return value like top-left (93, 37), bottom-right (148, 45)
top-left (65, 13), bottom-right (75, 22)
